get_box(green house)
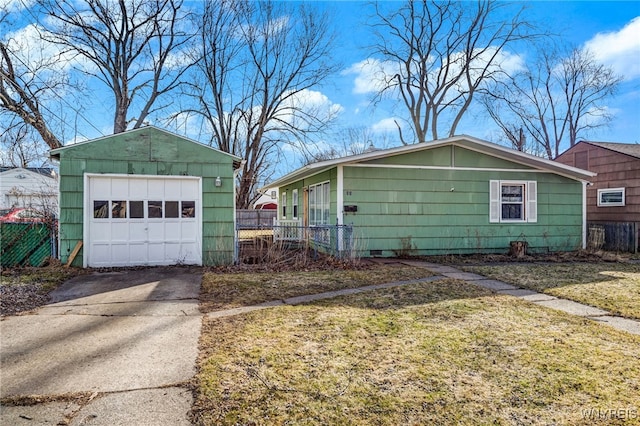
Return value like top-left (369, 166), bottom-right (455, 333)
top-left (50, 126), bottom-right (241, 267)
top-left (267, 135), bottom-right (595, 257)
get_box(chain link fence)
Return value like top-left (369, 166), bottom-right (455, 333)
top-left (1, 222), bottom-right (57, 267)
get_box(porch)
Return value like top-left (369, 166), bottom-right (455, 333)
top-left (235, 218), bottom-right (355, 263)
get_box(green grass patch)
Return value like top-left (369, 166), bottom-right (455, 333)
top-left (193, 278), bottom-right (640, 425)
top-left (462, 262), bottom-right (640, 320)
top-left (200, 264), bottom-right (433, 312)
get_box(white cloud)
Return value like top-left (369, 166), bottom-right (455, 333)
top-left (4, 23), bottom-right (91, 73)
top-left (584, 16), bottom-right (640, 81)
top-left (345, 48), bottom-right (524, 97)
top-left (342, 58), bottom-right (397, 95)
top-left (277, 89), bottom-right (344, 127)
top-left (0, 0), bottom-right (35, 12)
top-left (371, 117), bottom-right (401, 134)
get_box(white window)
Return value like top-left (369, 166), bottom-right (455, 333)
top-left (597, 188), bottom-right (625, 207)
top-left (281, 191), bottom-right (287, 218)
top-left (489, 180), bottom-right (537, 223)
top-left (308, 181), bottom-right (330, 225)
top-left (292, 189), bottom-right (299, 219)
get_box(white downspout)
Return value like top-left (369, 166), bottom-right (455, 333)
top-left (582, 181), bottom-right (588, 250)
top-left (233, 162), bottom-right (245, 264)
top-left (336, 165), bottom-right (344, 253)
top-left (336, 165), bottom-right (344, 226)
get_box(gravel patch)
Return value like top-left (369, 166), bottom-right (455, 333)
top-left (1, 283), bottom-right (51, 316)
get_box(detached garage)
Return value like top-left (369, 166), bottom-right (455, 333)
top-left (51, 126), bottom-right (241, 267)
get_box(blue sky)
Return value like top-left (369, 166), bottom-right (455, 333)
top-left (2, 0), bottom-right (640, 175)
top-left (322, 1), bottom-right (640, 146)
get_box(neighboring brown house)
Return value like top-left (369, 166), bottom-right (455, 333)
top-left (556, 141), bottom-right (639, 251)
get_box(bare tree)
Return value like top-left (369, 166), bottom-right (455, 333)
top-left (299, 125), bottom-right (392, 165)
top-left (369, 0), bottom-right (533, 143)
top-left (482, 46), bottom-right (621, 159)
top-left (36, 0), bottom-right (196, 134)
top-left (0, 9), bottom-right (64, 149)
top-left (184, 0), bottom-right (339, 208)
top-left (0, 124), bottom-right (52, 167)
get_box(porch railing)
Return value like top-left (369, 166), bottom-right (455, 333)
top-left (236, 219), bottom-right (355, 261)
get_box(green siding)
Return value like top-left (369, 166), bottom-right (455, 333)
top-left (279, 155), bottom-right (585, 258)
top-left (343, 166), bottom-right (583, 256)
top-left (360, 145), bottom-right (535, 170)
top-left (56, 127), bottom-right (237, 266)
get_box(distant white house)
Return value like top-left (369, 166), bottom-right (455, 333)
top-left (253, 187), bottom-right (278, 210)
top-left (0, 167), bottom-right (58, 213)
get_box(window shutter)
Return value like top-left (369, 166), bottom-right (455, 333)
top-left (527, 181), bottom-right (537, 223)
top-left (489, 180), bottom-right (500, 223)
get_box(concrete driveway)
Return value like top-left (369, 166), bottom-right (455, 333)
top-left (0, 267), bottom-right (202, 425)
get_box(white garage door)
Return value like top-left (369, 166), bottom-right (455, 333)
top-left (85, 174), bottom-right (202, 267)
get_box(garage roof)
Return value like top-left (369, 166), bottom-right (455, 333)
top-left (50, 126), bottom-right (242, 167)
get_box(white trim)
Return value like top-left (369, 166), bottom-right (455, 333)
top-left (292, 188), bottom-right (299, 220)
top-left (526, 181), bottom-right (537, 223)
top-left (50, 126), bottom-right (241, 161)
top-left (597, 187), bottom-right (625, 207)
top-left (308, 180), bottom-right (331, 226)
top-left (233, 166), bottom-right (240, 264)
top-left (83, 174), bottom-right (89, 267)
top-left (336, 165), bottom-right (344, 226)
top-left (350, 163), bottom-right (553, 173)
top-left (281, 191), bottom-right (287, 219)
top-left (261, 135), bottom-right (595, 191)
top-left (582, 182), bottom-right (587, 250)
top-left (83, 173), bottom-right (203, 267)
top-left (490, 180), bottom-right (537, 224)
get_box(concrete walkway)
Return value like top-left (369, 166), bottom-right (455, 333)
top-left (400, 260), bottom-right (640, 336)
top-left (1, 268), bottom-right (202, 425)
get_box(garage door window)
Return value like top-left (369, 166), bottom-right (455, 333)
top-left (182, 201), bottom-right (195, 218)
top-left (94, 201), bottom-right (108, 218)
top-left (130, 201), bottom-right (144, 218)
top-left (112, 201), bottom-right (127, 218)
top-left (148, 201), bottom-right (163, 218)
top-left (93, 200), bottom-right (196, 219)
top-left (165, 201), bottom-right (179, 218)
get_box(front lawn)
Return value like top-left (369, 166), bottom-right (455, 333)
top-left (200, 263), bottom-right (433, 312)
top-left (193, 273), bottom-right (640, 425)
top-left (461, 262), bottom-right (640, 320)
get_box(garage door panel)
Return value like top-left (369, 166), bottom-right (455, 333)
top-left (147, 222), bottom-right (166, 242)
top-left (147, 243), bottom-right (165, 262)
top-left (148, 180), bottom-right (165, 198)
top-left (92, 177), bottom-right (111, 196)
top-left (181, 180), bottom-right (199, 198)
top-left (181, 222), bottom-right (197, 239)
top-left (92, 225), bottom-right (111, 242)
top-left (164, 243), bottom-right (181, 262)
top-left (111, 244), bottom-right (130, 263)
top-left (129, 243), bottom-right (148, 263)
top-left (164, 222), bottom-right (182, 241)
top-left (129, 223), bottom-right (147, 241)
top-left (129, 179), bottom-right (148, 199)
top-left (181, 244), bottom-right (198, 262)
top-left (88, 175), bottom-right (201, 267)
top-left (111, 179), bottom-right (129, 197)
top-left (110, 222), bottom-right (129, 242)
top-left (165, 180), bottom-right (181, 197)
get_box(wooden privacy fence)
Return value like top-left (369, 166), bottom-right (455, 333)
top-left (236, 209), bottom-right (277, 228)
top-left (1, 222), bottom-right (56, 267)
top-left (588, 222), bottom-right (639, 253)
